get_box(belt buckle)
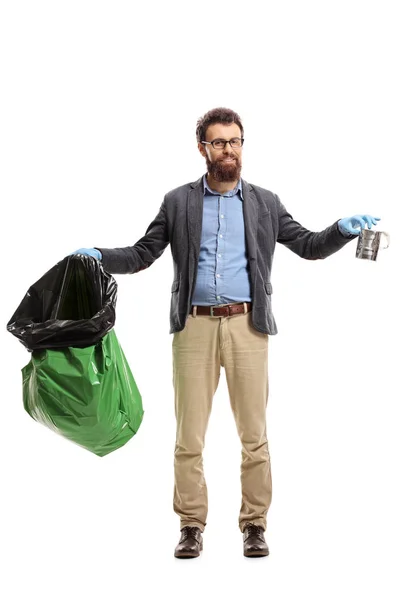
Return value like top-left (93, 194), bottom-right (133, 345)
top-left (210, 306), bottom-right (214, 317)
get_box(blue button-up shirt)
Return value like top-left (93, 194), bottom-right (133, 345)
top-left (191, 174), bottom-right (252, 306)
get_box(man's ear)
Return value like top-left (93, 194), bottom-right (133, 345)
top-left (198, 142), bottom-right (206, 158)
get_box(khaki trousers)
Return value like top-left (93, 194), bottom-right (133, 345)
top-left (172, 305), bottom-right (272, 533)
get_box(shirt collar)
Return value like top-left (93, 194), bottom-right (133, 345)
top-left (203, 174), bottom-right (243, 198)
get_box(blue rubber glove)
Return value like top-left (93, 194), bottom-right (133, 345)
top-left (338, 214), bottom-right (381, 236)
top-left (70, 248), bottom-right (102, 260)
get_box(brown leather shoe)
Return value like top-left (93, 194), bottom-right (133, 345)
top-left (243, 523), bottom-right (269, 557)
top-left (174, 526), bottom-right (203, 559)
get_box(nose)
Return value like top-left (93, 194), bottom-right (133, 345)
top-left (223, 141), bottom-right (234, 154)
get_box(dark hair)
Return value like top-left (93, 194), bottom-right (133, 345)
top-left (196, 107), bottom-right (244, 143)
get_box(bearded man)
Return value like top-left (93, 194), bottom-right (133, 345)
top-left (72, 107), bottom-right (379, 559)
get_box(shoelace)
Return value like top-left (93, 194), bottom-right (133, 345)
top-left (181, 526), bottom-right (200, 541)
top-left (245, 524), bottom-right (264, 540)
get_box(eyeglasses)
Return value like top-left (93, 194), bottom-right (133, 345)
top-left (201, 137), bottom-right (244, 149)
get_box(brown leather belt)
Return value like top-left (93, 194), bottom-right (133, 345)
top-left (190, 302), bottom-right (252, 318)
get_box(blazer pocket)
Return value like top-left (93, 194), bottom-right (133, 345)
top-left (171, 279), bottom-right (180, 293)
top-left (259, 208), bottom-right (271, 218)
top-left (265, 282), bottom-right (273, 294)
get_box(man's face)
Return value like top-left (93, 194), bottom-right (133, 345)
top-left (198, 122), bottom-right (243, 182)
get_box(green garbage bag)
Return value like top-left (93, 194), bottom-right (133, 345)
top-left (7, 254), bottom-right (144, 457)
top-left (22, 328), bottom-right (144, 457)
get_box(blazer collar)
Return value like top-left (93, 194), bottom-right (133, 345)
top-left (190, 173), bottom-right (253, 195)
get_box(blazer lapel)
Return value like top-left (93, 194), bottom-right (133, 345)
top-left (187, 176), bottom-right (204, 295)
top-left (241, 178), bottom-right (258, 267)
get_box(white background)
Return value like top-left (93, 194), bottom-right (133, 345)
top-left (1, 1), bottom-right (399, 599)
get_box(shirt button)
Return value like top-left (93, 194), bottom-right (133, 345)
top-left (216, 274), bottom-right (220, 278)
top-left (218, 254), bottom-right (222, 257)
top-left (220, 234), bottom-right (223, 238)
top-left (221, 215), bottom-right (224, 218)
top-left (217, 296), bottom-right (221, 299)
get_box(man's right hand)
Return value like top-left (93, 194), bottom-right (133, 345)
top-left (70, 248), bottom-right (102, 260)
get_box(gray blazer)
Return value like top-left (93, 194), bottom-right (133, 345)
top-left (97, 174), bottom-right (357, 335)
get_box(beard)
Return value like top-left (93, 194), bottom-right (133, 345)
top-left (206, 154), bottom-right (242, 182)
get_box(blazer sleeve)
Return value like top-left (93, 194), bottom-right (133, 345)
top-left (95, 197), bottom-right (170, 274)
top-left (275, 193), bottom-right (358, 260)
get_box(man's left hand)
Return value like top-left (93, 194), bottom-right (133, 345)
top-left (338, 214), bottom-right (381, 235)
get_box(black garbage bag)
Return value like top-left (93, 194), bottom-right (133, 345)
top-left (7, 254), bottom-right (117, 351)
